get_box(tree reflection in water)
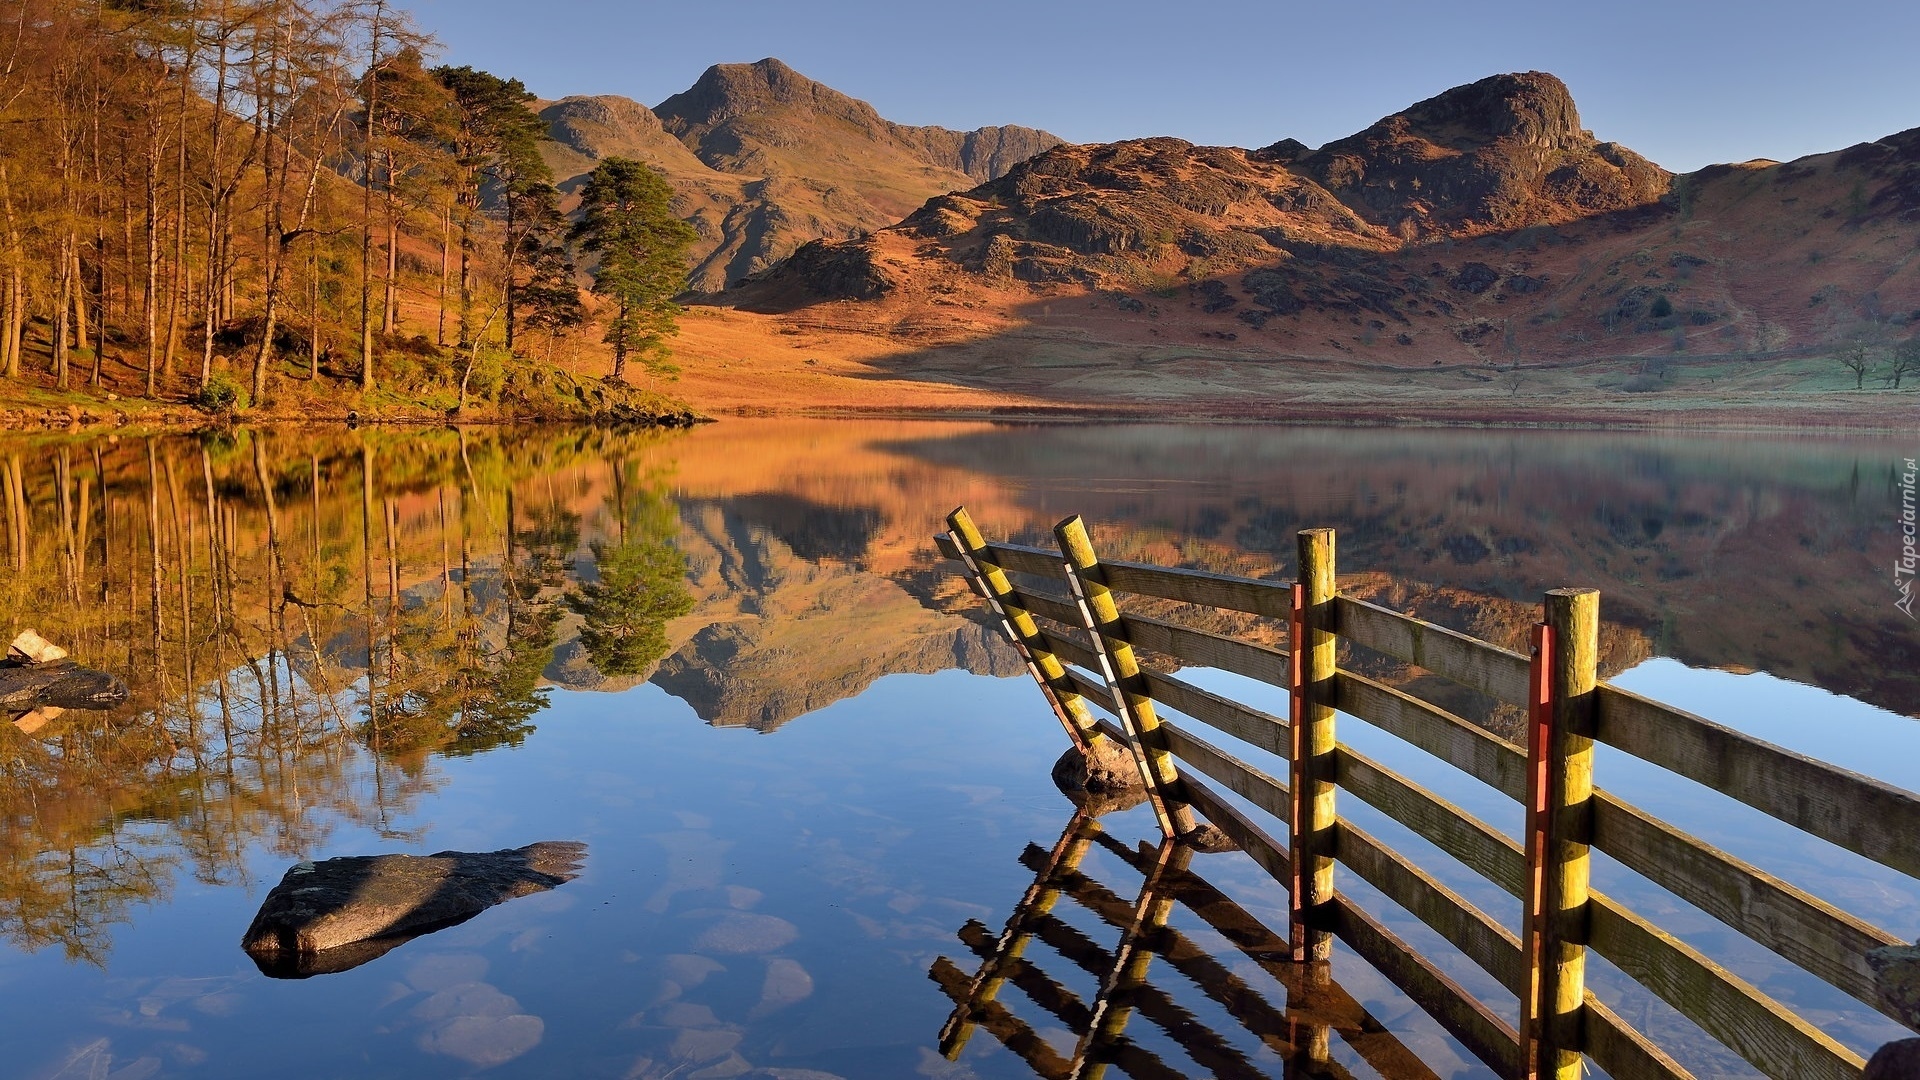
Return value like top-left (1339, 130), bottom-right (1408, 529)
top-left (0, 427), bottom-right (691, 962)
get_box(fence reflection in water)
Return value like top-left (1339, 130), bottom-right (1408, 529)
top-left (934, 807), bottom-right (1448, 1080)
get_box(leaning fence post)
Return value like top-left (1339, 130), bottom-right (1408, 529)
top-left (1522, 588), bottom-right (1598, 1080)
top-left (946, 507), bottom-right (1105, 755)
top-left (1289, 528), bottom-right (1338, 962)
top-left (1054, 515), bottom-right (1196, 841)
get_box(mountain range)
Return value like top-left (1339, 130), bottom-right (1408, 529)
top-left (538, 59), bottom-right (1920, 411)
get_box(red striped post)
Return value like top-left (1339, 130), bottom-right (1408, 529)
top-left (1523, 590), bottom-right (1599, 1080)
top-left (1521, 621), bottom-right (1554, 1077)
top-left (1289, 581), bottom-right (1310, 961)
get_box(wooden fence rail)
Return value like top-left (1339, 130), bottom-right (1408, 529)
top-left (936, 511), bottom-right (1920, 1080)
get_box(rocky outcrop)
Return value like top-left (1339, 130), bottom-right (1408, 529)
top-left (241, 842), bottom-right (587, 978)
top-left (1295, 71), bottom-right (1670, 235)
top-left (913, 125), bottom-right (1068, 183)
top-left (755, 72), bottom-right (1673, 308)
top-left (760, 238), bottom-right (897, 301)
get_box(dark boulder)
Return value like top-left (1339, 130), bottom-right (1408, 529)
top-left (242, 842), bottom-right (587, 978)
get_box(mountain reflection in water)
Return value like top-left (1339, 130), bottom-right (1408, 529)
top-left (0, 419), bottom-right (1911, 1077)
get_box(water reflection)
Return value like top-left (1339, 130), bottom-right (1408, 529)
top-left (0, 429), bottom-right (676, 963)
top-left (0, 419), bottom-right (1909, 1076)
top-left (937, 808), bottom-right (1444, 1080)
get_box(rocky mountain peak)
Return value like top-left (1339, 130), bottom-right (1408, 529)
top-left (1301, 70), bottom-right (1669, 235)
top-left (656, 57), bottom-right (871, 136)
top-left (1398, 71), bottom-right (1587, 152)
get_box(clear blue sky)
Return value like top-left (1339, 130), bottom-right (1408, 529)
top-left (404, 0), bottom-right (1920, 173)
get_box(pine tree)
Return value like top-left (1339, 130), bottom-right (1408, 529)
top-left (568, 157), bottom-right (696, 383)
top-left (431, 65), bottom-right (546, 351)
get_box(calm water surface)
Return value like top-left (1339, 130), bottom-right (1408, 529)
top-left (0, 420), bottom-right (1914, 1079)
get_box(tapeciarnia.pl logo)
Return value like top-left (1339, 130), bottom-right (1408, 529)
top-left (1900, 457), bottom-right (1918, 620)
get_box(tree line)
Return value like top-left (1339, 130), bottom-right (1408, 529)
top-left (0, 0), bottom-right (694, 410)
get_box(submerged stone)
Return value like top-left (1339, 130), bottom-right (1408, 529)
top-left (240, 841), bottom-right (586, 978)
top-left (753, 957), bottom-right (814, 1016)
top-left (692, 911), bottom-right (799, 955)
top-left (415, 1013), bottom-right (544, 1068)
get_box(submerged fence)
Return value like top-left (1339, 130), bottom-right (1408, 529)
top-left (935, 509), bottom-right (1920, 1080)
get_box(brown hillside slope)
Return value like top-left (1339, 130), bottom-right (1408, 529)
top-left (692, 72), bottom-right (1920, 423)
top-left (539, 59), bottom-right (1062, 293)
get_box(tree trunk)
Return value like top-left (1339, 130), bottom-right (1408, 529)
top-left (164, 20), bottom-right (194, 382)
top-left (503, 191), bottom-right (517, 356)
top-left (358, 4), bottom-right (383, 393)
top-left (144, 120), bottom-right (163, 396)
top-left (457, 203), bottom-right (473, 350)
top-left (55, 233), bottom-right (73, 388)
top-left (611, 300), bottom-right (627, 381)
top-left (308, 245), bottom-right (320, 380)
top-left (202, 0), bottom-right (233, 389)
top-left (0, 161), bottom-right (20, 379)
top-left (382, 150), bottom-right (398, 336)
top-left (437, 203), bottom-right (450, 346)
top-left (73, 243), bottom-right (90, 358)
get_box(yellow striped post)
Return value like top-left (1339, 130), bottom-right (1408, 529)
top-left (1290, 528), bottom-right (1338, 962)
top-left (1054, 515), bottom-right (1196, 840)
top-left (948, 507), bottom-right (1106, 755)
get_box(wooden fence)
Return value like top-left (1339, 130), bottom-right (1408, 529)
top-left (935, 508), bottom-right (1920, 1080)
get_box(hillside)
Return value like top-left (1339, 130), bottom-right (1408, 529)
top-left (694, 71), bottom-right (1920, 422)
top-left (539, 58), bottom-right (1063, 292)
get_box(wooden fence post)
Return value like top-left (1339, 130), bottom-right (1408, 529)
top-left (1522, 588), bottom-right (1598, 1080)
top-left (1289, 528), bottom-right (1338, 962)
top-left (947, 507), bottom-right (1106, 756)
top-left (1055, 515), bottom-right (1196, 840)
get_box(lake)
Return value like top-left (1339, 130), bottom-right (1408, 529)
top-left (0, 419), bottom-right (1914, 1079)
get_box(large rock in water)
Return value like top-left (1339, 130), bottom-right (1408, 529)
top-left (242, 842), bottom-right (586, 978)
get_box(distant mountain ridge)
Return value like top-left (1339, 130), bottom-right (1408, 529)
top-left (740, 70), bottom-right (1920, 368)
top-left (536, 58), bottom-right (1064, 292)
